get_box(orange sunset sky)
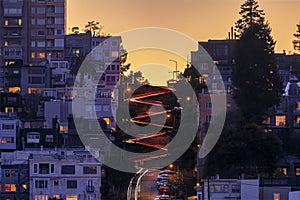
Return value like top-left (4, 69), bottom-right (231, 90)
top-left (67, 0), bottom-right (300, 84)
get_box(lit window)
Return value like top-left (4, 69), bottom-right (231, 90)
top-left (5, 184), bottom-right (16, 192)
top-left (273, 193), bottom-right (280, 200)
top-left (1, 137), bottom-right (14, 144)
top-left (5, 20), bottom-right (8, 26)
top-left (111, 51), bottom-right (119, 57)
top-left (262, 117), bottom-right (271, 125)
top-left (282, 168), bottom-right (287, 176)
top-left (296, 117), bottom-right (300, 124)
top-left (59, 125), bottom-right (68, 133)
top-left (22, 184), bottom-right (27, 190)
top-left (31, 52), bottom-right (35, 58)
top-left (18, 19), bottom-right (22, 26)
top-left (38, 52), bottom-right (45, 58)
top-left (66, 194), bottom-right (78, 200)
top-left (28, 88), bottom-right (42, 94)
top-left (275, 116), bottom-right (286, 126)
top-left (296, 168), bottom-right (300, 176)
top-left (34, 195), bottom-right (48, 200)
top-left (5, 61), bottom-right (15, 66)
top-left (5, 107), bottom-right (14, 113)
top-left (296, 102), bottom-right (300, 109)
top-left (4, 41), bottom-right (8, 46)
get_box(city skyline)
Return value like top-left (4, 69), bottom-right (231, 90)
top-left (67, 0), bottom-right (300, 85)
top-left (67, 0), bottom-right (300, 54)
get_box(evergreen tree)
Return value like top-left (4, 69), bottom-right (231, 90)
top-left (232, 0), bottom-right (282, 122)
top-left (293, 22), bottom-right (300, 52)
top-left (235, 0), bottom-right (265, 37)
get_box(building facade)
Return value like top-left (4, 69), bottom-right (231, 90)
top-left (0, 112), bottom-right (21, 151)
top-left (29, 152), bottom-right (102, 200)
top-left (0, 0), bottom-right (66, 89)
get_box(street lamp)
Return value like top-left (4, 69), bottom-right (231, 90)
top-left (169, 59), bottom-right (179, 81)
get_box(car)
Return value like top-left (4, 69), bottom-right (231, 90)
top-left (158, 186), bottom-right (176, 195)
top-left (156, 180), bottom-right (173, 188)
top-left (157, 174), bottom-right (170, 181)
top-left (154, 195), bottom-right (172, 200)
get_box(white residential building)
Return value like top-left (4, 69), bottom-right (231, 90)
top-left (29, 151), bottom-right (102, 200)
top-left (0, 112), bottom-right (21, 151)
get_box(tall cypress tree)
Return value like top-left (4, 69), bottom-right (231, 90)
top-left (293, 22), bottom-right (300, 52)
top-left (232, 0), bottom-right (283, 122)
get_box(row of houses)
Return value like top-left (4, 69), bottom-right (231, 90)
top-left (0, 149), bottom-right (102, 200)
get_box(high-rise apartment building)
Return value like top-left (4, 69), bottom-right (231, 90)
top-left (28, 0), bottom-right (65, 65)
top-left (0, 0), bottom-right (65, 89)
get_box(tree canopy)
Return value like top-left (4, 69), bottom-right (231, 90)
top-left (293, 21), bottom-right (300, 52)
top-left (235, 0), bottom-right (265, 37)
top-left (203, 111), bottom-right (283, 178)
top-left (232, 0), bottom-right (282, 122)
top-left (84, 21), bottom-right (103, 36)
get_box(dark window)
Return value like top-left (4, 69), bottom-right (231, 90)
top-left (34, 164), bottom-right (38, 173)
top-left (50, 164), bottom-right (54, 173)
top-left (5, 170), bottom-right (10, 177)
top-left (54, 180), bottom-right (59, 186)
top-left (37, 30), bottom-right (45, 36)
top-left (35, 180), bottom-right (48, 188)
top-left (67, 180), bottom-right (77, 188)
top-left (39, 164), bottom-right (49, 174)
top-left (83, 166), bottom-right (97, 174)
top-left (61, 165), bottom-right (75, 174)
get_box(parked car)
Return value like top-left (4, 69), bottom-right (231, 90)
top-left (154, 194), bottom-right (172, 200)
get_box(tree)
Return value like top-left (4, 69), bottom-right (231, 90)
top-left (71, 26), bottom-right (80, 34)
top-left (293, 21), bottom-right (300, 52)
top-left (84, 21), bottom-right (103, 36)
top-left (120, 45), bottom-right (131, 76)
top-left (203, 111), bottom-right (283, 178)
top-left (183, 64), bottom-right (204, 93)
top-left (235, 0), bottom-right (265, 37)
top-left (232, 0), bottom-right (282, 122)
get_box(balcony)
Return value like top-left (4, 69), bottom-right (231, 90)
top-left (3, 47), bottom-right (23, 59)
top-left (4, 32), bottom-right (22, 38)
top-left (5, 71), bottom-right (21, 78)
top-left (86, 186), bottom-right (94, 193)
